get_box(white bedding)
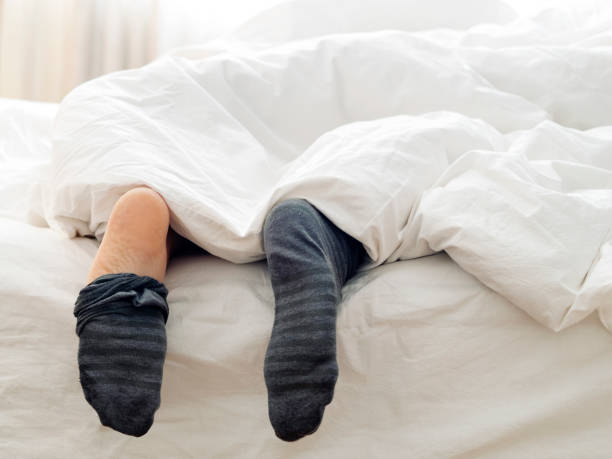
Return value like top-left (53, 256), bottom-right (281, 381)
top-left (2, 1), bottom-right (612, 457)
top-left (44, 0), bottom-right (612, 334)
top-left (3, 212), bottom-right (612, 458)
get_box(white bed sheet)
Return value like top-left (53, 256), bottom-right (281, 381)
top-left (1, 97), bottom-right (612, 458)
top-left (3, 214), bottom-right (612, 458)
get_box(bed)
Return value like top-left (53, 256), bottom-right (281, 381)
top-left (2, 1), bottom-right (612, 457)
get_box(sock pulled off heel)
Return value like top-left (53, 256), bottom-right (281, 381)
top-left (74, 273), bottom-right (170, 437)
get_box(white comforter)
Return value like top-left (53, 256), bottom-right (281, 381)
top-left (43, 0), bottom-right (612, 335)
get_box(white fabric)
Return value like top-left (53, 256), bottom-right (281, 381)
top-left (3, 1), bottom-right (612, 457)
top-left (44, 0), bottom-right (612, 333)
top-left (0, 98), bottom-right (56, 225)
top-left (3, 212), bottom-right (612, 458)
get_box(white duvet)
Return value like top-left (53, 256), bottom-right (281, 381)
top-left (44, 0), bottom-right (612, 335)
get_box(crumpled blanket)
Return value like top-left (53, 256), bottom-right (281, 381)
top-left (44, 3), bottom-right (612, 333)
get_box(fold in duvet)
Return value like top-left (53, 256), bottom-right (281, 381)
top-left (44, 19), bottom-right (612, 333)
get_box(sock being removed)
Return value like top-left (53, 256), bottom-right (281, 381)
top-left (263, 199), bottom-right (365, 442)
top-left (74, 273), bottom-right (170, 437)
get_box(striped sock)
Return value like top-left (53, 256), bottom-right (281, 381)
top-left (263, 199), bottom-right (365, 442)
top-left (73, 273), bottom-right (170, 437)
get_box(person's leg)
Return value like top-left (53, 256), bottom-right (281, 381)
top-left (263, 198), bottom-right (365, 442)
top-left (74, 187), bottom-right (176, 437)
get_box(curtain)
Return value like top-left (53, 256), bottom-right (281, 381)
top-left (0, 0), bottom-right (283, 103)
top-left (0, 0), bottom-right (158, 102)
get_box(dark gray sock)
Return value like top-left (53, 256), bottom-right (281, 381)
top-left (263, 199), bottom-right (365, 442)
top-left (74, 273), bottom-right (170, 437)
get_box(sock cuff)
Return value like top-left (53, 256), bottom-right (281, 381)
top-left (74, 273), bottom-right (169, 336)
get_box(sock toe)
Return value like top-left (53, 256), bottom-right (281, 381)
top-left (265, 355), bottom-right (338, 442)
top-left (94, 387), bottom-right (159, 437)
top-left (77, 318), bottom-right (166, 437)
top-left (268, 392), bottom-right (332, 441)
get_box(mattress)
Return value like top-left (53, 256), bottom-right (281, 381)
top-left (3, 1), bottom-right (612, 457)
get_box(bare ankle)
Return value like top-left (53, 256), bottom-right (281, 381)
top-left (86, 187), bottom-right (171, 284)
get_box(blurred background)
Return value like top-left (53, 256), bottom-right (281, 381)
top-left (0, 0), bottom-right (282, 102)
top-left (0, 0), bottom-right (593, 103)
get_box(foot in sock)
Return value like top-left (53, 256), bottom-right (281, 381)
top-left (263, 198), bottom-right (365, 441)
top-left (74, 187), bottom-right (173, 437)
top-left (75, 274), bottom-right (169, 436)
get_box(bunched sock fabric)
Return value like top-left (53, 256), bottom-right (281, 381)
top-left (73, 273), bottom-right (170, 437)
top-left (263, 198), bottom-right (366, 442)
